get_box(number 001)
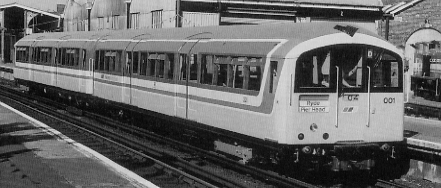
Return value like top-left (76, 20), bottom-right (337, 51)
top-left (383, 97), bottom-right (395, 103)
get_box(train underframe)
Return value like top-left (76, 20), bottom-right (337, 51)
top-left (18, 79), bottom-right (408, 178)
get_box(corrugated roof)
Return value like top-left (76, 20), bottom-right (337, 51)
top-left (382, 0), bottom-right (425, 16)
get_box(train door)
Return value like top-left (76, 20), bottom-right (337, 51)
top-left (176, 41), bottom-right (200, 120)
top-left (365, 48), bottom-right (403, 141)
top-left (122, 51), bottom-right (132, 104)
top-left (82, 42), bottom-right (96, 95)
top-left (294, 46), bottom-right (367, 142)
top-left (29, 42), bottom-right (37, 83)
top-left (85, 49), bottom-right (94, 94)
top-left (334, 47), bottom-right (367, 140)
top-left (175, 53), bottom-right (188, 119)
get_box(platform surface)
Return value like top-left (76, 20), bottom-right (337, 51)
top-left (0, 101), bottom-right (158, 188)
top-left (404, 116), bottom-right (441, 152)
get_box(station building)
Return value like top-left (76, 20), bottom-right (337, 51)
top-left (63, 0), bottom-right (385, 33)
top-left (379, 0), bottom-right (441, 100)
top-left (0, 0), bottom-right (65, 63)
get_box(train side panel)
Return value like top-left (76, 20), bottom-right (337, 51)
top-left (57, 67), bottom-right (91, 94)
top-left (32, 64), bottom-right (56, 86)
top-left (14, 62), bottom-right (33, 84)
top-left (130, 78), bottom-right (177, 116)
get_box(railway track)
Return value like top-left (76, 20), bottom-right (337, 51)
top-left (3, 78), bottom-right (440, 187)
top-left (376, 179), bottom-right (410, 188)
top-left (0, 87), bottom-right (221, 187)
top-left (0, 81), bottom-right (318, 187)
top-left (404, 102), bottom-right (441, 120)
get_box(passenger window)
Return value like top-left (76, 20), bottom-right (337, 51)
top-left (53, 48), bottom-right (57, 65)
top-left (179, 54), bottom-right (187, 80)
top-left (103, 50), bottom-right (122, 72)
top-left (147, 54), bottom-right (156, 76)
top-left (201, 55), bottom-right (263, 91)
top-left (98, 51), bottom-right (104, 70)
top-left (249, 65), bottom-right (262, 91)
top-left (32, 48), bottom-right (39, 63)
top-left (125, 52), bottom-right (132, 75)
top-left (201, 55), bottom-right (214, 85)
top-left (164, 53), bottom-right (174, 79)
top-left (217, 64), bottom-right (228, 86)
top-left (40, 47), bottom-right (51, 64)
top-left (140, 52), bottom-right (148, 76)
top-left (60, 48), bottom-right (80, 67)
top-left (82, 49), bottom-right (87, 68)
top-left (270, 61), bottom-right (277, 93)
top-left (132, 52), bottom-right (139, 74)
top-left (16, 47), bottom-right (29, 63)
top-left (215, 56), bottom-right (232, 87)
top-left (189, 54), bottom-right (198, 82)
top-left (156, 54), bottom-right (165, 78)
top-left (58, 49), bottom-right (62, 65)
top-left (115, 51), bottom-right (121, 72)
top-left (104, 51), bottom-right (113, 71)
top-left (234, 65), bottom-right (244, 89)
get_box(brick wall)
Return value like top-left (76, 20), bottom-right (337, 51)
top-left (379, 0), bottom-right (441, 46)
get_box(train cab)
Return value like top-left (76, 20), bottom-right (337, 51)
top-left (284, 44), bottom-right (404, 171)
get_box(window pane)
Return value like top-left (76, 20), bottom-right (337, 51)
top-left (157, 59), bottom-right (164, 78)
top-left (336, 48), bottom-right (363, 88)
top-left (297, 50), bottom-right (333, 89)
top-left (179, 54), bottom-right (187, 80)
top-left (115, 51), bottom-right (121, 72)
top-left (217, 64), bottom-right (228, 86)
top-left (189, 54), bottom-right (198, 82)
top-left (234, 65), bottom-right (244, 89)
top-left (371, 53), bottom-right (400, 88)
top-left (148, 59), bottom-right (155, 76)
top-left (201, 55), bottom-right (213, 85)
top-left (140, 52), bottom-right (148, 76)
top-left (249, 66), bottom-right (262, 91)
top-left (82, 50), bottom-right (87, 68)
top-left (133, 52), bottom-right (139, 74)
top-left (165, 53), bottom-right (174, 79)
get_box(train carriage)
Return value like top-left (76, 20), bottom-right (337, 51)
top-left (14, 22), bottom-right (404, 173)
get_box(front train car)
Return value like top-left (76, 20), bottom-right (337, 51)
top-left (12, 22), bottom-right (404, 176)
top-left (272, 24), bottom-right (404, 173)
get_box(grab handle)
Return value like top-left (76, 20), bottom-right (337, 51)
top-left (335, 66), bottom-right (339, 128)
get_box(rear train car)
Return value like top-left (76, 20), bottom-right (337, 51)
top-left (14, 22), bottom-right (404, 173)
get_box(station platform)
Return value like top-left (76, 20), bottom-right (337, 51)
top-left (404, 116), bottom-right (441, 183)
top-left (0, 101), bottom-right (158, 188)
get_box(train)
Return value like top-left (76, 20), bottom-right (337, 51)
top-left (14, 22), bottom-right (405, 175)
top-left (410, 41), bottom-right (441, 102)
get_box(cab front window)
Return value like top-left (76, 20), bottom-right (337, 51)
top-left (294, 45), bottom-right (402, 93)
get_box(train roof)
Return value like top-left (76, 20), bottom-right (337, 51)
top-left (17, 22), bottom-right (399, 59)
top-left (18, 22), bottom-right (380, 43)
